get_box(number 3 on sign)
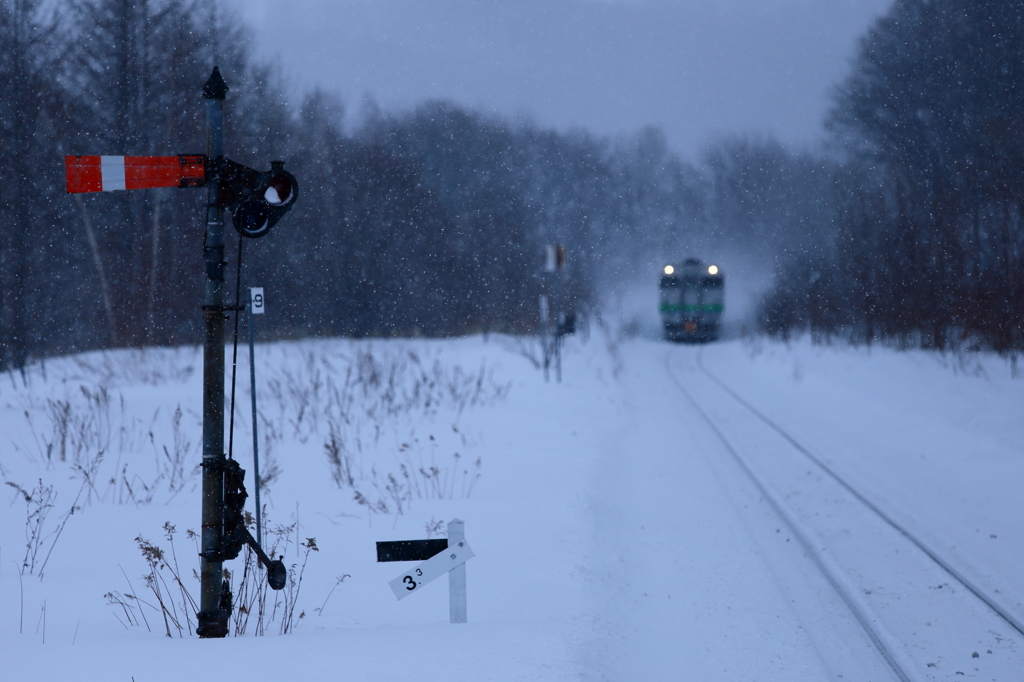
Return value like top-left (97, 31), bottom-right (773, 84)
top-left (250, 287), bottom-right (265, 315)
top-left (403, 567), bottom-right (424, 591)
top-left (388, 540), bottom-right (473, 601)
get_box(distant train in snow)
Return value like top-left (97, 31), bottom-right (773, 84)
top-left (659, 258), bottom-right (724, 342)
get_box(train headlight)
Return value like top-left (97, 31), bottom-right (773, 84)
top-left (663, 265), bottom-right (675, 275)
top-left (708, 265), bottom-right (719, 275)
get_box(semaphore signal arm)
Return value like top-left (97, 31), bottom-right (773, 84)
top-left (64, 154), bottom-right (299, 240)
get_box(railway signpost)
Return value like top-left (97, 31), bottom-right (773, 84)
top-left (64, 67), bottom-right (299, 638)
top-left (248, 287), bottom-right (265, 547)
top-left (539, 294), bottom-right (551, 381)
top-left (377, 519), bottom-right (474, 623)
top-left (540, 244), bottom-right (566, 382)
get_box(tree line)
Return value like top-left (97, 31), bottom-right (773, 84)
top-left (8, 0), bottom-right (999, 370)
top-left (759, 0), bottom-right (1024, 351)
top-left (3, 0), bottom-right (757, 371)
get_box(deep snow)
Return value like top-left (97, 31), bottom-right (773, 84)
top-left (2, 331), bottom-right (1023, 680)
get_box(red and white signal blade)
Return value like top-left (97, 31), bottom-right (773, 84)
top-left (65, 155), bottom-right (206, 194)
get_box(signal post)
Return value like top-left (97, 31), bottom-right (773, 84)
top-left (65, 67), bottom-right (298, 638)
top-left (199, 67), bottom-right (229, 638)
top-left (540, 244), bottom-right (567, 382)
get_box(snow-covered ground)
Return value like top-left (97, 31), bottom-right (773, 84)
top-left (2, 331), bottom-right (1023, 680)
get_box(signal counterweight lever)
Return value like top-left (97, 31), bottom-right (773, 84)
top-left (201, 458), bottom-right (287, 590)
top-left (240, 525), bottom-right (287, 591)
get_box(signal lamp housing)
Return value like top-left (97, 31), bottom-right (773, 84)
top-left (221, 159), bottom-right (299, 239)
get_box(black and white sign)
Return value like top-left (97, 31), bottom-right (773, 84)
top-left (377, 518), bottom-right (473, 623)
top-left (250, 287), bottom-right (265, 315)
top-left (387, 538), bottom-right (474, 601)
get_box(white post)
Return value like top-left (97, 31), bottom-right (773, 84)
top-left (448, 518), bottom-right (467, 623)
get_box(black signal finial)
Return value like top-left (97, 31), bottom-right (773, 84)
top-left (203, 66), bottom-right (229, 100)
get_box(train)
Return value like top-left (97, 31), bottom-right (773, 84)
top-left (659, 258), bottom-right (724, 342)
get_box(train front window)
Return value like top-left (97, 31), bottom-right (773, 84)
top-left (704, 287), bottom-right (723, 310)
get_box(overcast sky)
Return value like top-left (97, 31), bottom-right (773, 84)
top-left (222, 0), bottom-right (892, 159)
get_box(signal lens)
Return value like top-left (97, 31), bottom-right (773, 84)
top-left (232, 200), bottom-right (271, 238)
top-left (264, 174), bottom-right (295, 206)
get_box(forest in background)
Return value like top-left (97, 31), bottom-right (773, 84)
top-left (0, 0), bottom-right (729, 371)
top-left (761, 0), bottom-right (1024, 352)
top-left (1, 0), bottom-right (1022, 372)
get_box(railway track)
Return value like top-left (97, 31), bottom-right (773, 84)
top-left (665, 346), bottom-right (1024, 681)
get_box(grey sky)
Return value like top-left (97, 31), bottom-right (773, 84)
top-left (222, 0), bottom-right (892, 159)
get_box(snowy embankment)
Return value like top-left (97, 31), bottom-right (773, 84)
top-left (1, 332), bottom-right (1022, 680)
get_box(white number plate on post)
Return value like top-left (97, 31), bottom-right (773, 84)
top-left (389, 539), bottom-right (475, 600)
top-left (250, 287), bottom-right (265, 314)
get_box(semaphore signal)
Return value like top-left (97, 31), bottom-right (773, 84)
top-left (65, 154), bottom-right (206, 193)
top-left (63, 66), bottom-right (300, 638)
top-left (64, 152), bottom-right (298, 240)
